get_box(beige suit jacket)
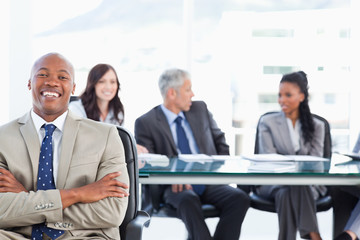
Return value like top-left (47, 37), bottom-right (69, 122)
top-left (0, 111), bottom-right (129, 239)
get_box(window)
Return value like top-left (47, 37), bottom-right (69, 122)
top-left (252, 29), bottom-right (294, 38)
top-left (4, 0), bottom-right (360, 154)
top-left (263, 66), bottom-right (298, 75)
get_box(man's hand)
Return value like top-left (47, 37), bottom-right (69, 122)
top-left (77, 171), bottom-right (129, 203)
top-left (60, 172), bottom-right (129, 209)
top-left (136, 144), bottom-right (149, 154)
top-left (0, 168), bottom-right (27, 193)
top-left (171, 184), bottom-right (192, 193)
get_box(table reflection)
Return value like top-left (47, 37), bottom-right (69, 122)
top-left (138, 153), bottom-right (360, 175)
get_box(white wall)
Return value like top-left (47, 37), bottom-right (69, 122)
top-left (8, 0), bottom-right (33, 121)
top-left (0, 0), bottom-right (10, 125)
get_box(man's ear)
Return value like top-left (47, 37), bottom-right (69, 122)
top-left (27, 80), bottom-right (31, 90)
top-left (167, 88), bottom-right (176, 99)
top-left (72, 83), bottom-right (76, 95)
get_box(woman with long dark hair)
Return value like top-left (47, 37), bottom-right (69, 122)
top-left (70, 64), bottom-right (147, 154)
top-left (256, 71), bottom-right (326, 240)
top-left (70, 64), bottom-right (124, 125)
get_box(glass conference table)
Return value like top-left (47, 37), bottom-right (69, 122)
top-left (138, 153), bottom-right (360, 185)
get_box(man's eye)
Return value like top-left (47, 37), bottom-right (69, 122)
top-left (59, 76), bottom-right (69, 80)
top-left (37, 73), bottom-right (47, 77)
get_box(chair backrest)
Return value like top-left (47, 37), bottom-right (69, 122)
top-left (251, 111), bottom-right (333, 214)
top-left (69, 95), bottom-right (79, 102)
top-left (312, 114), bottom-right (332, 159)
top-left (254, 111), bottom-right (278, 154)
top-left (254, 111), bottom-right (332, 158)
top-left (116, 126), bottom-right (140, 238)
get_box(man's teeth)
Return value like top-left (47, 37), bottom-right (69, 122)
top-left (43, 92), bottom-right (59, 97)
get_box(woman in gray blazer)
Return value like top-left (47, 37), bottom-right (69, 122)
top-left (256, 71), bottom-right (325, 240)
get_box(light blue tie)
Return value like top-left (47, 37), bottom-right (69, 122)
top-left (32, 124), bottom-right (64, 240)
top-left (175, 117), bottom-right (205, 195)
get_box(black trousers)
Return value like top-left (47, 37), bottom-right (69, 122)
top-left (164, 185), bottom-right (250, 240)
top-left (327, 186), bottom-right (360, 237)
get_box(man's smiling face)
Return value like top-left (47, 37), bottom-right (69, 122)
top-left (28, 53), bottom-right (76, 122)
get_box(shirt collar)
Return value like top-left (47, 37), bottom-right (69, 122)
top-left (160, 104), bottom-right (186, 125)
top-left (31, 109), bottom-right (68, 133)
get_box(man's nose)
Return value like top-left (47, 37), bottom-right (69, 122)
top-left (45, 75), bottom-right (59, 86)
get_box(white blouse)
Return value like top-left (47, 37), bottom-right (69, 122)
top-left (69, 99), bottom-right (124, 126)
top-left (286, 118), bottom-right (301, 153)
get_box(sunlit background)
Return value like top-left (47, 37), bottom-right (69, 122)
top-left (1, 0), bottom-right (360, 156)
top-left (2, 1), bottom-right (360, 238)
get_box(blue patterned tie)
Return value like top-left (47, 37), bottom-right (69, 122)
top-left (175, 116), bottom-right (205, 195)
top-left (32, 124), bottom-right (64, 240)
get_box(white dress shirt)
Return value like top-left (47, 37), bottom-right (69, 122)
top-left (160, 104), bottom-right (200, 154)
top-left (31, 110), bottom-right (68, 186)
top-left (286, 118), bottom-right (301, 153)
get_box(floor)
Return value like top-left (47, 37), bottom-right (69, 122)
top-left (142, 208), bottom-right (333, 240)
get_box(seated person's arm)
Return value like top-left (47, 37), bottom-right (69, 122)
top-left (0, 169), bottom-right (129, 208)
top-left (135, 118), bottom-right (155, 153)
top-left (0, 127), bottom-right (129, 230)
top-left (207, 110), bottom-right (229, 155)
top-left (258, 118), bottom-right (277, 154)
top-left (59, 171), bottom-right (128, 209)
top-left (58, 126), bottom-right (130, 229)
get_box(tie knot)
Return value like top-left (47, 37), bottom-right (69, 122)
top-left (43, 124), bottom-right (56, 136)
top-left (175, 116), bottom-right (183, 125)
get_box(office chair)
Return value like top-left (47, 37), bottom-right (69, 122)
top-left (69, 96), bottom-right (150, 238)
top-left (145, 184), bottom-right (220, 218)
top-left (141, 166), bottom-right (220, 235)
top-left (117, 126), bottom-right (150, 240)
top-left (142, 161), bottom-right (221, 217)
top-left (69, 95), bottom-right (79, 102)
top-left (250, 111), bottom-right (332, 213)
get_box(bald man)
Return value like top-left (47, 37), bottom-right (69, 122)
top-left (0, 53), bottom-right (129, 239)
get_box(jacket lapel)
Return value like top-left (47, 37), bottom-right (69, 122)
top-left (184, 111), bottom-right (202, 151)
top-left (57, 112), bottom-right (80, 189)
top-left (19, 112), bottom-right (41, 188)
top-left (155, 106), bottom-right (177, 153)
top-left (277, 112), bottom-right (296, 155)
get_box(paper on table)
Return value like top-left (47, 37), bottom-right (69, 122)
top-left (286, 155), bottom-right (330, 162)
top-left (242, 154), bottom-right (329, 162)
top-left (247, 161), bottom-right (297, 173)
top-left (338, 152), bottom-right (360, 161)
top-left (138, 153), bottom-right (169, 167)
top-left (242, 154), bottom-right (293, 162)
top-left (211, 155), bottom-right (243, 161)
top-left (178, 154), bottom-right (213, 163)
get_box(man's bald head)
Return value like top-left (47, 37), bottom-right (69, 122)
top-left (31, 52), bottom-right (75, 82)
top-left (28, 52), bottom-right (76, 122)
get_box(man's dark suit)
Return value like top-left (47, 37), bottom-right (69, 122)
top-left (135, 101), bottom-right (229, 156)
top-left (135, 101), bottom-right (250, 240)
